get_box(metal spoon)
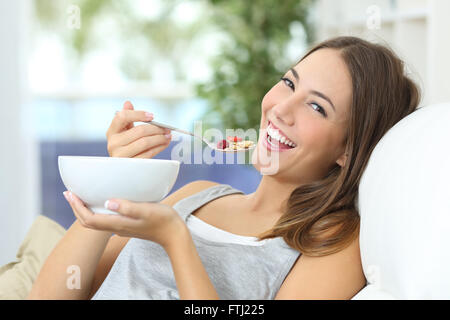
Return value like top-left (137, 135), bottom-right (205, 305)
top-left (143, 120), bottom-right (255, 153)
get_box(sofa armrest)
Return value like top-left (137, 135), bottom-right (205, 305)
top-left (0, 215), bottom-right (66, 300)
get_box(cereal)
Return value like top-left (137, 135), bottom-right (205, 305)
top-left (218, 136), bottom-right (255, 151)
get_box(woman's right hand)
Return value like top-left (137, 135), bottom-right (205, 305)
top-left (106, 101), bottom-right (172, 159)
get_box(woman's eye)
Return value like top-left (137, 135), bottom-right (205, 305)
top-left (279, 77), bottom-right (327, 118)
top-left (310, 103), bottom-right (327, 117)
top-left (280, 77), bottom-right (295, 91)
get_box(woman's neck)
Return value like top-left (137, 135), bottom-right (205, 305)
top-left (243, 175), bottom-right (298, 217)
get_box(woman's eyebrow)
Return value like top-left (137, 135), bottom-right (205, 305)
top-left (311, 90), bottom-right (336, 113)
top-left (289, 68), bottom-right (336, 113)
top-left (289, 68), bottom-right (300, 81)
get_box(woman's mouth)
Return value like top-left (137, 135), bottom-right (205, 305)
top-left (262, 122), bottom-right (297, 153)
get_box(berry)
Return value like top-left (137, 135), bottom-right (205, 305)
top-left (227, 136), bottom-right (242, 142)
top-left (217, 140), bottom-right (229, 150)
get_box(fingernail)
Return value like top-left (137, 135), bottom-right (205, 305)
top-left (105, 200), bottom-right (119, 210)
top-left (145, 112), bottom-right (154, 120)
top-left (63, 191), bottom-right (73, 202)
top-left (165, 133), bottom-right (172, 139)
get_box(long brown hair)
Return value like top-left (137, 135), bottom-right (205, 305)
top-left (259, 36), bottom-right (421, 256)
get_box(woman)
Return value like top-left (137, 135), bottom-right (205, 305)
top-left (28, 36), bottom-right (420, 300)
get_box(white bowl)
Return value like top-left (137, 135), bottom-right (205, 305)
top-left (58, 156), bottom-right (180, 214)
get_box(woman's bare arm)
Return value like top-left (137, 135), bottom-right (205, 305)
top-left (28, 180), bottom-right (218, 300)
top-left (27, 221), bottom-right (113, 300)
top-left (274, 234), bottom-right (366, 300)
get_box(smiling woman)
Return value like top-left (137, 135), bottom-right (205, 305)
top-left (257, 36), bottom-right (421, 257)
top-left (28, 36), bottom-right (421, 301)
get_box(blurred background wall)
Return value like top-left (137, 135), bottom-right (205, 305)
top-left (0, 0), bottom-right (41, 267)
top-left (315, 0), bottom-right (450, 107)
top-left (1, 0), bottom-right (449, 265)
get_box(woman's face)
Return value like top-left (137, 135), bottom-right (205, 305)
top-left (253, 48), bottom-right (352, 183)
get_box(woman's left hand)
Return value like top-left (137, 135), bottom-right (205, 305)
top-left (63, 191), bottom-right (187, 249)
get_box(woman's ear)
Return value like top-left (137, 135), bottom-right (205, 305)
top-left (336, 152), bottom-right (348, 168)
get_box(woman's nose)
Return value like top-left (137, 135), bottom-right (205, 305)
top-left (272, 99), bottom-right (296, 126)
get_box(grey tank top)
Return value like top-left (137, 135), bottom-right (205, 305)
top-left (92, 184), bottom-right (300, 300)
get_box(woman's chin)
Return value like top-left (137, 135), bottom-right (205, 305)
top-left (251, 144), bottom-right (282, 176)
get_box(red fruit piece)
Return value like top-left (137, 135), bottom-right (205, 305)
top-left (217, 140), bottom-right (229, 150)
top-left (227, 136), bottom-right (242, 142)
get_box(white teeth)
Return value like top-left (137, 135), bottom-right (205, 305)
top-left (267, 125), bottom-right (296, 148)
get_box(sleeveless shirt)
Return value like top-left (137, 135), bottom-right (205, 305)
top-left (92, 184), bottom-right (300, 300)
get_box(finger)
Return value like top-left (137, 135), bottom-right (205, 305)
top-left (105, 199), bottom-right (152, 220)
top-left (122, 101), bottom-right (135, 130)
top-left (68, 192), bottom-right (138, 233)
top-left (114, 134), bottom-right (171, 158)
top-left (111, 123), bottom-right (169, 148)
top-left (63, 191), bottom-right (85, 226)
top-left (67, 192), bottom-right (99, 227)
top-left (123, 100), bottom-right (134, 110)
top-left (63, 191), bottom-right (93, 228)
top-left (134, 138), bottom-right (171, 159)
top-left (107, 109), bottom-right (154, 139)
top-left (109, 109), bottom-right (154, 136)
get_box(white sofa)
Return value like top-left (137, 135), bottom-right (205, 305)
top-left (1, 103), bottom-right (449, 300)
top-left (352, 103), bottom-right (450, 299)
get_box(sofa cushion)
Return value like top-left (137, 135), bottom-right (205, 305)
top-left (0, 215), bottom-right (66, 300)
top-left (357, 103), bottom-right (450, 299)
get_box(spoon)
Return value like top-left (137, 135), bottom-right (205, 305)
top-left (143, 120), bottom-right (256, 153)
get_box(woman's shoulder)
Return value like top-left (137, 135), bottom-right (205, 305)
top-left (160, 180), bottom-right (220, 207)
top-left (275, 233), bottom-right (365, 299)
